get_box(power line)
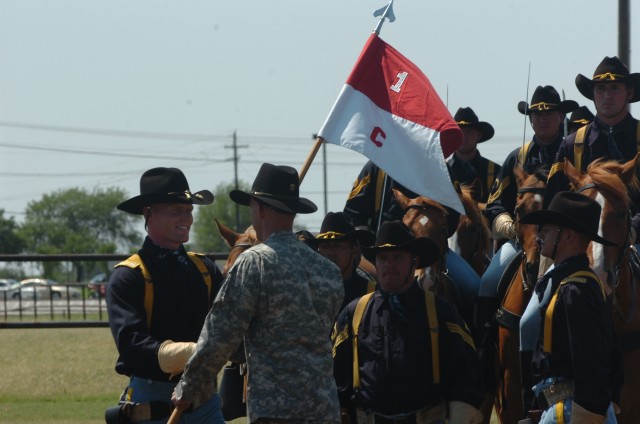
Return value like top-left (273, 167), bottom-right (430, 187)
top-left (0, 121), bottom-right (228, 141)
top-left (0, 142), bottom-right (233, 163)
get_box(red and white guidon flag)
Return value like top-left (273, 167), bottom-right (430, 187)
top-left (318, 33), bottom-right (464, 213)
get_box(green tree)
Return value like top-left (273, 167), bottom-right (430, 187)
top-left (0, 209), bottom-right (25, 253)
top-left (192, 181), bottom-right (252, 253)
top-left (18, 187), bottom-right (141, 281)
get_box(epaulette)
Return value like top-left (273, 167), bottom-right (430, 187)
top-left (543, 270), bottom-right (603, 353)
top-left (114, 252), bottom-right (212, 328)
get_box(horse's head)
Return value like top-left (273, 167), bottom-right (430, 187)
top-left (513, 164), bottom-right (547, 287)
top-left (393, 188), bottom-right (450, 288)
top-left (564, 154), bottom-right (639, 289)
top-left (215, 219), bottom-right (259, 276)
top-left (451, 185), bottom-right (491, 275)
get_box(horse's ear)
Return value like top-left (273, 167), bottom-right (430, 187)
top-left (513, 163), bottom-right (526, 188)
top-left (215, 218), bottom-right (241, 249)
top-left (563, 158), bottom-right (581, 189)
top-left (618, 152), bottom-right (640, 185)
top-left (392, 188), bottom-right (411, 209)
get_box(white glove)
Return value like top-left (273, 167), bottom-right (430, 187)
top-left (570, 402), bottom-right (605, 424)
top-left (492, 212), bottom-right (516, 241)
top-left (158, 340), bottom-right (196, 376)
top-left (447, 401), bottom-right (483, 424)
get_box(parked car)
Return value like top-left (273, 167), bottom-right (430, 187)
top-left (0, 278), bottom-right (21, 299)
top-left (17, 278), bottom-right (82, 300)
top-left (87, 273), bottom-right (109, 298)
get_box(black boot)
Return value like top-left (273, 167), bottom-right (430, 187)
top-left (520, 350), bottom-right (535, 413)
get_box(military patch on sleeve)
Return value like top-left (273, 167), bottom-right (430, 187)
top-left (347, 174), bottom-right (371, 201)
top-left (487, 177), bottom-right (510, 204)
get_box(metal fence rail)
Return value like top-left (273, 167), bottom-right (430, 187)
top-left (0, 252), bottom-right (227, 329)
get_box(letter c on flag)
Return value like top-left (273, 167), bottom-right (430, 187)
top-left (370, 127), bottom-right (386, 147)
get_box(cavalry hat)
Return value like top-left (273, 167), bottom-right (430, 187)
top-left (454, 107), bottom-right (495, 143)
top-left (518, 191), bottom-right (615, 246)
top-left (518, 85), bottom-right (578, 115)
top-left (314, 212), bottom-right (375, 246)
top-left (362, 220), bottom-right (439, 268)
top-left (230, 163), bottom-right (317, 214)
top-left (575, 56), bottom-right (640, 103)
top-left (568, 106), bottom-right (595, 127)
top-left (117, 167), bottom-right (214, 215)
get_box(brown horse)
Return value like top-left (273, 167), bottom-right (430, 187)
top-left (393, 188), bottom-right (471, 329)
top-left (449, 185), bottom-right (492, 277)
top-left (564, 155), bottom-right (640, 424)
top-left (493, 165), bottom-right (547, 424)
top-left (215, 219), bottom-right (259, 275)
top-left (393, 189), bottom-right (451, 290)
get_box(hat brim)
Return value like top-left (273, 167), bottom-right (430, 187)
top-left (315, 228), bottom-right (376, 247)
top-left (518, 100), bottom-right (579, 115)
top-left (362, 237), bottom-right (440, 268)
top-left (576, 73), bottom-right (640, 103)
top-left (117, 190), bottom-right (214, 215)
top-left (459, 121), bottom-right (495, 143)
top-left (519, 210), bottom-right (617, 246)
top-left (230, 190), bottom-right (317, 214)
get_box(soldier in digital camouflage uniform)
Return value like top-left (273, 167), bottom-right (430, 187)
top-left (173, 163), bottom-right (344, 423)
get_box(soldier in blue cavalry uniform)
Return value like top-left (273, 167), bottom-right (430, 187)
top-left (567, 106), bottom-right (595, 135)
top-left (475, 86), bottom-right (578, 403)
top-left (520, 59), bottom-right (640, 413)
top-left (333, 220), bottom-right (483, 424)
top-left (343, 160), bottom-right (480, 323)
top-left (545, 56), bottom-right (640, 224)
top-left (312, 211), bottom-right (377, 314)
top-left (447, 107), bottom-right (501, 205)
top-left (106, 167), bottom-right (225, 424)
top-left (517, 191), bottom-right (623, 424)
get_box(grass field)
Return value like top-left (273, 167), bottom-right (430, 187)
top-left (0, 327), bottom-right (496, 423)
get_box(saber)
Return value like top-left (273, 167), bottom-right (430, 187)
top-left (519, 62), bottom-right (532, 167)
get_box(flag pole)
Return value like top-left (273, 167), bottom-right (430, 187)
top-left (298, 136), bottom-right (324, 184)
top-left (300, 1), bottom-right (396, 184)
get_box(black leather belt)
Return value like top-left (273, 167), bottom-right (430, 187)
top-left (536, 379), bottom-right (574, 410)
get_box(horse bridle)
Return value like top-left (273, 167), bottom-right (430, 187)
top-left (578, 182), bottom-right (638, 323)
top-left (514, 184), bottom-right (546, 289)
top-left (402, 203), bottom-right (450, 283)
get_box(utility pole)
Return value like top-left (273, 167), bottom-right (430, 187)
top-left (224, 130), bottom-right (248, 232)
top-left (618, 0), bottom-right (630, 66)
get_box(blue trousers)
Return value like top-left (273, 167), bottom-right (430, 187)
top-left (478, 240), bottom-right (518, 297)
top-left (537, 399), bottom-right (617, 423)
top-left (445, 249), bottom-right (481, 308)
top-left (121, 377), bottom-right (224, 424)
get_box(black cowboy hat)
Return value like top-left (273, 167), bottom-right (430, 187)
top-left (568, 106), bottom-right (595, 127)
top-left (518, 85), bottom-right (579, 115)
top-left (454, 107), bottom-right (494, 143)
top-left (117, 167), bottom-right (214, 215)
top-left (362, 220), bottom-right (439, 268)
top-left (518, 191), bottom-right (615, 246)
top-left (313, 212), bottom-right (375, 247)
top-left (230, 163), bottom-right (317, 214)
top-left (575, 56), bottom-right (640, 103)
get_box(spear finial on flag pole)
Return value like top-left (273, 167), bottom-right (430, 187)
top-left (373, 0), bottom-right (395, 35)
top-left (299, 1), bottom-right (398, 184)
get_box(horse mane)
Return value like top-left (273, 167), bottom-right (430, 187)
top-left (586, 159), bottom-right (639, 207)
top-left (532, 168), bottom-right (549, 184)
top-left (459, 185), bottom-right (484, 223)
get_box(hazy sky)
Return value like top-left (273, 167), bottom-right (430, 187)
top-left (1, 0), bottom-right (638, 234)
